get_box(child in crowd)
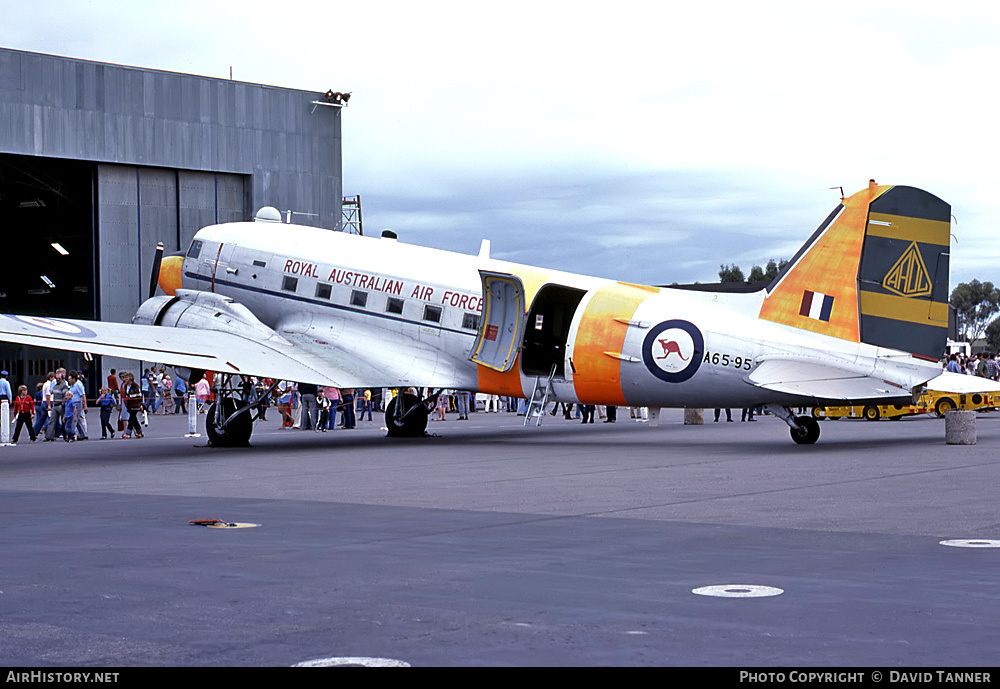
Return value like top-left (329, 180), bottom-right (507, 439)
top-left (12, 385), bottom-right (37, 443)
top-left (96, 386), bottom-right (118, 439)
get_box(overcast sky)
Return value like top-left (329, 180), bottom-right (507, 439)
top-left (3, 1), bottom-right (998, 288)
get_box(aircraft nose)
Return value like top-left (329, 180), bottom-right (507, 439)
top-left (158, 255), bottom-right (184, 296)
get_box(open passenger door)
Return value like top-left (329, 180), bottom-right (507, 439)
top-left (470, 271), bottom-right (527, 373)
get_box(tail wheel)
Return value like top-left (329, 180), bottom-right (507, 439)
top-left (205, 398), bottom-right (253, 447)
top-left (385, 393), bottom-right (429, 438)
top-left (862, 405), bottom-right (881, 421)
top-left (790, 415), bottom-right (820, 445)
top-left (935, 397), bottom-right (956, 418)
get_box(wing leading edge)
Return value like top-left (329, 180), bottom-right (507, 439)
top-left (0, 313), bottom-right (349, 386)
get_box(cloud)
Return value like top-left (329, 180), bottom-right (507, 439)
top-left (2, 0), bottom-right (998, 292)
top-left (356, 166), bottom-right (839, 285)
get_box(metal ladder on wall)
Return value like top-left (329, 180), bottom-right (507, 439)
top-left (523, 363), bottom-right (558, 426)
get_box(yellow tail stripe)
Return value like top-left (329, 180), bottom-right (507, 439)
top-left (859, 290), bottom-right (949, 325)
top-left (866, 213), bottom-right (950, 246)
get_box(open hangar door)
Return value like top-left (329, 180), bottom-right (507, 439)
top-left (0, 153), bottom-right (98, 393)
top-left (0, 153), bottom-right (97, 319)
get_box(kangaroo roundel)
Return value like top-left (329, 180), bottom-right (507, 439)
top-left (642, 320), bottom-right (704, 383)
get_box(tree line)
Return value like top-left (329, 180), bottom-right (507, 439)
top-left (951, 280), bottom-right (1000, 351)
top-left (718, 259), bottom-right (789, 284)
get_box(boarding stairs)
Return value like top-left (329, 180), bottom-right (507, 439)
top-left (523, 364), bottom-right (558, 426)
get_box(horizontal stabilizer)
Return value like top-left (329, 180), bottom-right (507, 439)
top-left (923, 372), bottom-right (1000, 395)
top-left (747, 358), bottom-right (908, 400)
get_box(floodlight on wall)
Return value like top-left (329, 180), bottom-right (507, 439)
top-left (311, 90), bottom-right (352, 112)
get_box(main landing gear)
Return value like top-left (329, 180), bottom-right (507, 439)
top-left (766, 405), bottom-right (821, 445)
top-left (384, 390), bottom-right (433, 438)
top-left (205, 374), bottom-right (278, 447)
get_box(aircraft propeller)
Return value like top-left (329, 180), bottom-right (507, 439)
top-left (149, 242), bottom-right (164, 299)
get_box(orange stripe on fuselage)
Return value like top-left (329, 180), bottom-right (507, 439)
top-left (572, 282), bottom-right (658, 405)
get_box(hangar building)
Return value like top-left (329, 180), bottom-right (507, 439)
top-left (0, 46), bottom-right (345, 394)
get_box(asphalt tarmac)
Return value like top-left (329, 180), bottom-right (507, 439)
top-left (1, 406), bottom-right (998, 667)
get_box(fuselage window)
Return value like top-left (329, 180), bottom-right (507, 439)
top-left (315, 283), bottom-right (332, 300)
top-left (462, 313), bottom-right (481, 330)
top-left (282, 276), bottom-right (298, 292)
top-left (186, 239), bottom-right (203, 259)
top-left (351, 290), bottom-right (369, 308)
top-left (386, 297), bottom-right (404, 315)
top-left (423, 305), bottom-right (442, 323)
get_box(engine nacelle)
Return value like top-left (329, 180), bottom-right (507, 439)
top-left (132, 289), bottom-right (280, 343)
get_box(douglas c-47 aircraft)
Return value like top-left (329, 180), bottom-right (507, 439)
top-left (0, 181), bottom-right (979, 446)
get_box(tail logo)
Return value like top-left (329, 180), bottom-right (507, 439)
top-left (882, 241), bottom-right (932, 298)
top-left (642, 320), bottom-right (704, 383)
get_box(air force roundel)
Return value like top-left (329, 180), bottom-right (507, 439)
top-left (642, 319), bottom-right (704, 383)
top-left (4, 315), bottom-right (98, 339)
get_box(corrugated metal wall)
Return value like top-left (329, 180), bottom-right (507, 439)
top-left (0, 47), bottom-right (342, 229)
top-left (0, 47), bottom-right (342, 384)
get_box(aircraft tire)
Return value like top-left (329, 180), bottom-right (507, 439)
top-left (790, 415), bottom-right (820, 445)
top-left (935, 397), bottom-right (956, 418)
top-left (385, 393), bottom-right (429, 438)
top-left (863, 405), bottom-right (881, 421)
top-left (205, 399), bottom-right (253, 447)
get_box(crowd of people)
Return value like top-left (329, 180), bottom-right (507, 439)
top-left (1, 367), bottom-right (698, 445)
top-left (944, 351), bottom-right (1000, 379)
top-left (0, 365), bottom-right (215, 444)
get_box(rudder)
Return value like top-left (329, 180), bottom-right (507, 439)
top-left (857, 186), bottom-right (950, 358)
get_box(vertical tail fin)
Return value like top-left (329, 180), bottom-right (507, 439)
top-left (759, 182), bottom-right (950, 358)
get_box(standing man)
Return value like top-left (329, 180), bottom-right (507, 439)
top-left (456, 390), bottom-right (470, 420)
top-left (107, 368), bottom-right (120, 401)
top-left (173, 372), bottom-right (187, 414)
top-left (340, 388), bottom-right (356, 429)
top-left (298, 381), bottom-right (318, 430)
top-left (46, 368), bottom-right (70, 441)
top-left (34, 372), bottom-right (55, 438)
top-left (0, 370), bottom-right (12, 403)
top-left (121, 372), bottom-right (144, 439)
top-left (361, 388), bottom-right (374, 421)
top-left (68, 371), bottom-right (88, 440)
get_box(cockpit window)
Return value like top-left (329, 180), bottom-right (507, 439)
top-left (186, 240), bottom-right (203, 259)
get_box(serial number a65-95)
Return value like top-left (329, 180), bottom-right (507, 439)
top-left (703, 351), bottom-right (752, 370)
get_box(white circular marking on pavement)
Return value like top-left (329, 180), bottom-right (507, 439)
top-left (939, 539), bottom-right (1000, 548)
top-left (692, 584), bottom-right (784, 598)
top-left (293, 657), bottom-right (410, 667)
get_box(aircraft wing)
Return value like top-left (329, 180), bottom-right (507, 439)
top-left (273, 312), bottom-right (476, 389)
top-left (746, 358), bottom-right (910, 400)
top-left (0, 314), bottom-right (354, 386)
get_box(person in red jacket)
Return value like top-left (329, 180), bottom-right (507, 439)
top-left (12, 385), bottom-right (37, 443)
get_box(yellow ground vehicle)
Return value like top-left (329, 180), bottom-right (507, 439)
top-left (811, 390), bottom-right (996, 421)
